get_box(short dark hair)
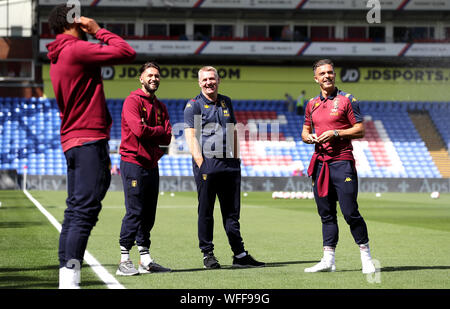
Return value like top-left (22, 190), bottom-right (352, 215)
top-left (139, 61), bottom-right (161, 75)
top-left (313, 59), bottom-right (334, 73)
top-left (48, 4), bottom-right (74, 35)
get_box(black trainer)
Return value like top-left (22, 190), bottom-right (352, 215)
top-left (232, 252), bottom-right (265, 268)
top-left (138, 262), bottom-right (171, 274)
top-left (203, 252), bottom-right (221, 269)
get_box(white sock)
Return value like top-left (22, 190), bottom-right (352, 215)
top-left (359, 243), bottom-right (372, 260)
top-left (138, 246), bottom-right (153, 265)
top-left (235, 251), bottom-right (247, 259)
top-left (323, 246), bottom-right (335, 264)
top-left (120, 246), bottom-right (130, 262)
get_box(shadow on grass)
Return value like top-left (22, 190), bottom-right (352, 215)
top-left (0, 276), bottom-right (57, 289)
top-left (0, 265), bottom-right (57, 289)
top-left (0, 221), bottom-right (46, 228)
top-left (167, 260), bottom-right (318, 273)
top-left (0, 265), bottom-right (59, 273)
top-left (380, 265), bottom-right (450, 272)
top-left (337, 265), bottom-right (450, 273)
top-left (99, 260), bottom-right (317, 274)
top-left (0, 265), bottom-right (104, 289)
top-left (0, 277), bottom-right (101, 289)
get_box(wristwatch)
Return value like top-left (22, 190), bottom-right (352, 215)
top-left (333, 130), bottom-right (339, 137)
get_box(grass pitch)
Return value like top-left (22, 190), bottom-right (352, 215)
top-left (0, 190), bottom-right (449, 290)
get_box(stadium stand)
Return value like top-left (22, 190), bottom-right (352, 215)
top-left (0, 97), bottom-right (448, 178)
top-left (6, 2), bottom-right (442, 181)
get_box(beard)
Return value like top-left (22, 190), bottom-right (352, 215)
top-left (143, 82), bottom-right (159, 94)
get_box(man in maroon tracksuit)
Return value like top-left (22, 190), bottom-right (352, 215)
top-left (46, 4), bottom-right (136, 288)
top-left (116, 62), bottom-right (172, 276)
top-left (302, 59), bottom-right (376, 274)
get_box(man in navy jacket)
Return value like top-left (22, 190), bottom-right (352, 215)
top-left (184, 66), bottom-right (264, 269)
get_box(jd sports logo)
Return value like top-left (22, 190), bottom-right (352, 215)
top-left (341, 68), bottom-right (360, 83)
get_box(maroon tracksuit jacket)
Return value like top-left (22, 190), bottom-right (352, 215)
top-left (46, 29), bottom-right (136, 150)
top-left (120, 89), bottom-right (172, 169)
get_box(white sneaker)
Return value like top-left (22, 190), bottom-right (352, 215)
top-left (360, 243), bottom-right (376, 274)
top-left (116, 260), bottom-right (139, 276)
top-left (59, 267), bottom-right (80, 289)
top-left (304, 258), bottom-right (336, 273)
top-left (362, 259), bottom-right (376, 274)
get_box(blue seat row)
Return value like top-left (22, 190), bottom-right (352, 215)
top-left (0, 97), bottom-right (448, 178)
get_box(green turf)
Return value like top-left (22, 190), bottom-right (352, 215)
top-left (1, 190), bottom-right (449, 289)
top-left (0, 191), bottom-right (106, 289)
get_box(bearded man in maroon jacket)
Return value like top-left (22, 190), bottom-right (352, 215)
top-left (116, 62), bottom-right (172, 276)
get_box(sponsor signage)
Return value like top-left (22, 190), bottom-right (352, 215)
top-left (201, 0), bottom-right (300, 9)
top-left (41, 38), bottom-right (204, 55)
top-left (404, 44), bottom-right (450, 57)
top-left (43, 63), bottom-right (450, 85)
top-left (127, 40), bottom-right (204, 55)
top-left (99, 65), bottom-right (244, 81)
top-left (38, 0), bottom-right (450, 10)
top-left (38, 0), bottom-right (170, 7)
top-left (20, 175), bottom-right (450, 192)
top-left (339, 67), bottom-right (450, 84)
top-left (201, 41), bottom-right (305, 56)
top-left (42, 63), bottom-right (450, 101)
top-left (302, 42), bottom-right (405, 57)
top-left (44, 63), bottom-right (450, 85)
top-left (41, 39), bottom-right (204, 55)
top-left (99, 65), bottom-right (315, 83)
top-left (39, 39), bottom-right (450, 57)
top-left (405, 0), bottom-right (450, 10)
top-left (301, 0), bottom-right (400, 10)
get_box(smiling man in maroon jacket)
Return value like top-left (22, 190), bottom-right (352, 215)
top-left (302, 59), bottom-right (376, 275)
top-left (116, 62), bottom-right (172, 276)
top-left (46, 4), bottom-right (136, 288)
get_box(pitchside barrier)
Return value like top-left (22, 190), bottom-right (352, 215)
top-left (10, 174), bottom-right (450, 193)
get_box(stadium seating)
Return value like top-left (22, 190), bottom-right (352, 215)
top-left (0, 97), bottom-right (448, 178)
top-left (429, 108), bottom-right (450, 150)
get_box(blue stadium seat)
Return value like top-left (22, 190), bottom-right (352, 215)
top-left (0, 98), bottom-right (447, 178)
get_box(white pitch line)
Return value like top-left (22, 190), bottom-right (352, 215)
top-left (23, 189), bottom-right (125, 289)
